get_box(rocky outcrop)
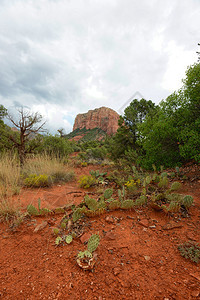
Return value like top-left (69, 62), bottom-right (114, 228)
top-left (73, 107), bottom-right (119, 136)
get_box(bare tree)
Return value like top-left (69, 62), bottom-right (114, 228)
top-left (6, 107), bottom-right (46, 166)
top-left (57, 127), bottom-right (65, 138)
top-left (197, 43), bottom-right (200, 62)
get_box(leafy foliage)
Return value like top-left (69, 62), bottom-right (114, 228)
top-left (178, 241), bottom-right (200, 263)
top-left (78, 175), bottom-right (96, 189)
top-left (24, 174), bottom-right (52, 188)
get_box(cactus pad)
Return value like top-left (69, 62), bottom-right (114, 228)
top-left (170, 181), bottom-right (182, 191)
top-left (182, 195), bottom-right (193, 209)
top-left (120, 200), bottom-right (134, 210)
top-left (65, 235), bottom-right (73, 244)
top-left (27, 204), bottom-right (39, 216)
top-left (87, 234), bottom-right (100, 253)
top-left (104, 188), bottom-right (113, 199)
top-left (85, 195), bottom-right (98, 211)
top-left (108, 200), bottom-right (121, 210)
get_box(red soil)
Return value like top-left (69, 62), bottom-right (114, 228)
top-left (0, 164), bottom-right (200, 299)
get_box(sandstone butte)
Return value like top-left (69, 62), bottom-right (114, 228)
top-left (73, 107), bottom-right (119, 136)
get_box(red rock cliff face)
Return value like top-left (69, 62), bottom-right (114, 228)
top-left (73, 107), bottom-right (119, 135)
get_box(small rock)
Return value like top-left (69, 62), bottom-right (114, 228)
top-left (162, 221), bottom-right (182, 230)
top-left (138, 219), bottom-right (149, 228)
top-left (144, 256), bottom-right (151, 261)
top-left (105, 231), bottom-right (116, 240)
top-left (105, 216), bottom-right (115, 224)
top-left (191, 290), bottom-right (200, 297)
top-left (80, 233), bottom-right (91, 244)
top-left (149, 225), bottom-right (156, 229)
top-left (113, 267), bottom-right (121, 276)
top-left (34, 221), bottom-right (48, 232)
top-left (69, 283), bottom-right (73, 288)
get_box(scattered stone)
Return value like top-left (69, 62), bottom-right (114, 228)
top-left (34, 221), bottom-right (48, 232)
top-left (67, 220), bottom-right (72, 230)
top-left (80, 233), bottom-right (91, 244)
top-left (191, 290), bottom-right (199, 297)
top-left (69, 283), bottom-right (73, 288)
top-left (113, 267), bottom-right (121, 276)
top-left (105, 231), bottom-right (116, 240)
top-left (105, 216), bottom-right (115, 224)
top-left (149, 225), bottom-right (156, 229)
top-left (138, 219), bottom-right (149, 228)
top-left (162, 221), bottom-right (182, 230)
top-left (144, 256), bottom-right (151, 261)
top-left (126, 216), bottom-right (135, 220)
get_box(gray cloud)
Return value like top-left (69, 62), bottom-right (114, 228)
top-left (0, 0), bottom-right (199, 133)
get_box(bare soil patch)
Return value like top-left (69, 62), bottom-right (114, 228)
top-left (0, 164), bottom-right (200, 299)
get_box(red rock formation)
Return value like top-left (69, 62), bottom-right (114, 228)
top-left (73, 107), bottom-right (119, 135)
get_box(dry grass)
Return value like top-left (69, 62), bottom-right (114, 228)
top-left (22, 153), bottom-right (71, 177)
top-left (0, 153), bottom-right (21, 198)
top-left (0, 153), bottom-right (75, 221)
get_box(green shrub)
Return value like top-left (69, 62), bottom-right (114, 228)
top-left (178, 241), bottom-right (200, 263)
top-left (24, 174), bottom-right (52, 188)
top-left (78, 175), bottom-right (96, 189)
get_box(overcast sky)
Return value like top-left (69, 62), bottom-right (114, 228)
top-left (0, 0), bottom-right (199, 133)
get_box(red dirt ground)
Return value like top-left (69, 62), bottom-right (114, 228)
top-left (0, 164), bottom-right (200, 299)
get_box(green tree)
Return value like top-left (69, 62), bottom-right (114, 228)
top-left (178, 63), bottom-right (200, 162)
top-left (38, 135), bottom-right (73, 157)
top-left (109, 98), bottom-right (157, 160)
top-left (0, 105), bottom-right (7, 119)
top-left (139, 63), bottom-right (200, 167)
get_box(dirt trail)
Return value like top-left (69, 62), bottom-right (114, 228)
top-left (0, 165), bottom-right (200, 299)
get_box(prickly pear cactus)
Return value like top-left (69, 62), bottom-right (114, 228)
top-left (96, 208), bottom-right (105, 215)
top-left (72, 206), bottom-right (86, 222)
top-left (161, 172), bottom-right (168, 178)
top-left (54, 207), bottom-right (65, 214)
top-left (104, 188), bottom-right (113, 199)
top-left (168, 201), bottom-right (180, 213)
top-left (158, 176), bottom-right (169, 189)
top-left (55, 236), bottom-right (62, 245)
top-left (182, 195), bottom-right (193, 209)
top-left (40, 208), bottom-right (52, 215)
top-left (65, 235), bottom-right (73, 244)
top-left (108, 200), bottom-right (121, 210)
top-left (87, 234), bottom-right (100, 253)
top-left (145, 175), bottom-right (152, 185)
top-left (77, 250), bottom-right (92, 259)
top-left (135, 195), bottom-right (147, 206)
top-left (170, 181), bottom-right (182, 191)
top-left (97, 199), bottom-right (106, 209)
top-left (120, 199), bottom-right (134, 210)
top-left (27, 204), bottom-right (39, 216)
top-left (85, 195), bottom-right (98, 211)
